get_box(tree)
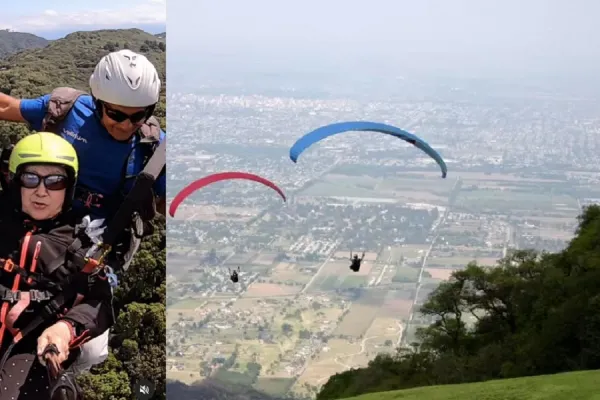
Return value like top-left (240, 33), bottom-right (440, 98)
top-left (317, 206), bottom-right (600, 400)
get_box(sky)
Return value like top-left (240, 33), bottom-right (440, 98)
top-left (168, 0), bottom-right (600, 82)
top-left (0, 0), bottom-right (165, 39)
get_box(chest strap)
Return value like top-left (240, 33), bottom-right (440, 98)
top-left (0, 287), bottom-right (54, 303)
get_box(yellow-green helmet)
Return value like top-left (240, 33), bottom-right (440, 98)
top-left (9, 132), bottom-right (79, 177)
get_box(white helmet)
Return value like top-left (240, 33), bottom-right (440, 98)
top-left (89, 49), bottom-right (161, 107)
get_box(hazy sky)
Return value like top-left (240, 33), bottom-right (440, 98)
top-left (169, 0), bottom-right (600, 79)
top-left (0, 0), bottom-right (165, 39)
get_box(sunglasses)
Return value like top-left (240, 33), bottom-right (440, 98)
top-left (20, 172), bottom-right (68, 191)
top-left (103, 103), bottom-right (152, 124)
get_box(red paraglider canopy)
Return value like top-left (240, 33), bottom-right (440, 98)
top-left (169, 171), bottom-right (287, 217)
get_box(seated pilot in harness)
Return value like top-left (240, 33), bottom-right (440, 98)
top-left (229, 266), bottom-right (240, 283)
top-left (0, 133), bottom-right (116, 399)
top-left (349, 251), bottom-right (365, 272)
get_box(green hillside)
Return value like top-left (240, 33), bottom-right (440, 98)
top-left (341, 370), bottom-right (600, 400)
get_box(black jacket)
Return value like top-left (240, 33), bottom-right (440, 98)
top-left (0, 195), bottom-right (113, 352)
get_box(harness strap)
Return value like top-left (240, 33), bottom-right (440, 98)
top-left (0, 232), bottom-right (32, 346)
top-left (6, 241), bottom-right (42, 335)
top-left (101, 138), bottom-right (166, 249)
top-left (0, 287), bottom-right (54, 303)
top-left (1, 258), bottom-right (59, 289)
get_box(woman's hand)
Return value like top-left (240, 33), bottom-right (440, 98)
top-left (37, 320), bottom-right (73, 378)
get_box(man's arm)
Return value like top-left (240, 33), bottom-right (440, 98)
top-left (1, 93), bottom-right (51, 130)
top-left (0, 93), bottom-right (25, 122)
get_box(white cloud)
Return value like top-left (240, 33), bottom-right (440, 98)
top-left (0, 0), bottom-right (165, 32)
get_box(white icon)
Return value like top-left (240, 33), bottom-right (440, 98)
top-left (140, 385), bottom-right (149, 394)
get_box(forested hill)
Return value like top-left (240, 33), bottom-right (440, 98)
top-left (318, 205), bottom-right (600, 400)
top-left (0, 29), bottom-right (48, 58)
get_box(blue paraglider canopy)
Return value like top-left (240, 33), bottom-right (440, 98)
top-left (289, 121), bottom-right (447, 178)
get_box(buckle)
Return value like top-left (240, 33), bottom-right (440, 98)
top-left (104, 266), bottom-right (118, 288)
top-left (5, 291), bottom-right (20, 303)
top-left (29, 290), bottom-right (45, 302)
top-left (3, 259), bottom-right (14, 273)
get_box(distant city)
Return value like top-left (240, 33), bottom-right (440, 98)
top-left (166, 77), bottom-right (599, 399)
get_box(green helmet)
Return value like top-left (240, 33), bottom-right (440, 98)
top-left (8, 132), bottom-right (79, 216)
top-left (9, 132), bottom-right (79, 176)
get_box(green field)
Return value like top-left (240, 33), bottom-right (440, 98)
top-left (312, 274), bottom-right (368, 291)
top-left (454, 189), bottom-right (578, 214)
top-left (392, 267), bottom-right (420, 283)
top-left (213, 369), bottom-right (255, 386)
top-left (254, 377), bottom-right (295, 396)
top-left (340, 370), bottom-right (600, 400)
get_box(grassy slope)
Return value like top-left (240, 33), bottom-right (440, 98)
top-left (341, 370), bottom-right (600, 400)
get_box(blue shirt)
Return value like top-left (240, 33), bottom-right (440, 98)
top-left (20, 94), bottom-right (166, 219)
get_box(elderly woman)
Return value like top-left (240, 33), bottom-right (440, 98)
top-left (0, 132), bottom-right (114, 399)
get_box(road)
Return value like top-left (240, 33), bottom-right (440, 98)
top-left (399, 176), bottom-right (459, 346)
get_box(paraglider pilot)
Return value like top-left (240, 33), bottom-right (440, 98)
top-left (350, 251), bottom-right (365, 272)
top-left (229, 266), bottom-right (240, 283)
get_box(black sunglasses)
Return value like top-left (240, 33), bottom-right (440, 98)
top-left (102, 102), bottom-right (153, 124)
top-left (20, 172), bottom-right (68, 191)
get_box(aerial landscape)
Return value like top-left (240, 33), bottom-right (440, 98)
top-left (165, 1), bottom-right (600, 399)
top-left (165, 74), bottom-right (599, 399)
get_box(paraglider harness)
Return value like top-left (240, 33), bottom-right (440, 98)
top-left (350, 251), bottom-right (365, 272)
top-left (0, 105), bottom-right (165, 396)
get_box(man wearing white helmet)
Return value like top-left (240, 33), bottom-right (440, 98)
top-left (0, 49), bottom-right (166, 375)
top-left (0, 49), bottom-right (166, 219)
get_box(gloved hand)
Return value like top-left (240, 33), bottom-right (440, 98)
top-left (37, 320), bottom-right (73, 378)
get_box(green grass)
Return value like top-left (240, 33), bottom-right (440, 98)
top-left (340, 370), bottom-right (600, 400)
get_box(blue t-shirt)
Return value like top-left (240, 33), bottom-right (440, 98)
top-left (20, 94), bottom-right (166, 219)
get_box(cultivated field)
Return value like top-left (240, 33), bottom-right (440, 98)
top-left (170, 204), bottom-right (260, 221)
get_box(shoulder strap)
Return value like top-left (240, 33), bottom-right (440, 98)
top-left (139, 116), bottom-right (161, 142)
top-left (102, 137), bottom-right (166, 248)
top-left (116, 116), bottom-right (162, 198)
top-left (41, 87), bottom-right (87, 133)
